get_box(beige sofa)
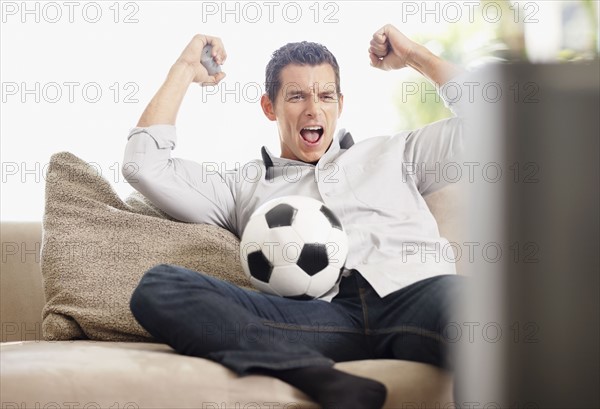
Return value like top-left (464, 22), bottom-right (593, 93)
top-left (0, 184), bottom-right (461, 408)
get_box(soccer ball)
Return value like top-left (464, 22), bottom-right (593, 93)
top-left (240, 195), bottom-right (349, 299)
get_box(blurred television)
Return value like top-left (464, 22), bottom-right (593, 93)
top-left (456, 60), bottom-right (599, 409)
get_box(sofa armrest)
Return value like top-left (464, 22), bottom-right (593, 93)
top-left (1, 221), bottom-right (45, 342)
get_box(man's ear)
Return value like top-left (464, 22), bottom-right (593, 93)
top-left (261, 94), bottom-right (277, 121)
top-left (337, 93), bottom-right (344, 118)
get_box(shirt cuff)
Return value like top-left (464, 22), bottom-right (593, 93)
top-left (127, 124), bottom-right (177, 149)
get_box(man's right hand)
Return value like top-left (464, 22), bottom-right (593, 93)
top-left (136, 34), bottom-right (227, 127)
top-left (175, 34), bottom-right (227, 86)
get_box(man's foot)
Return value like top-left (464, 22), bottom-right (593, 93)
top-left (268, 365), bottom-right (387, 409)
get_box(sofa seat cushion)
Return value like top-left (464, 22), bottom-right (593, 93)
top-left (0, 341), bottom-right (453, 409)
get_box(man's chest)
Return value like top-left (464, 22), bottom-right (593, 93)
top-left (236, 142), bottom-right (429, 235)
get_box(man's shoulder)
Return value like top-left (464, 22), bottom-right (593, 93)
top-left (341, 131), bottom-right (411, 159)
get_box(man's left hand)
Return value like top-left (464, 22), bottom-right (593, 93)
top-left (369, 24), bottom-right (416, 71)
top-left (369, 23), bottom-right (464, 86)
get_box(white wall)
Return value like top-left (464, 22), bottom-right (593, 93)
top-left (0, 1), bottom-right (418, 220)
top-left (0, 0), bottom-right (575, 220)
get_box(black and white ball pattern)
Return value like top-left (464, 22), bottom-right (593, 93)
top-left (240, 196), bottom-right (349, 299)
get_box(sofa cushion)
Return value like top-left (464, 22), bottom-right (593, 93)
top-left (0, 341), bottom-right (454, 408)
top-left (41, 152), bottom-right (252, 341)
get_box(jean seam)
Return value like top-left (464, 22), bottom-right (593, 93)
top-left (358, 287), bottom-right (370, 334)
top-left (358, 281), bottom-right (381, 359)
top-left (368, 325), bottom-right (447, 344)
top-left (261, 321), bottom-right (363, 334)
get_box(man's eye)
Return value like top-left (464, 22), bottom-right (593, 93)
top-left (322, 95), bottom-right (336, 101)
top-left (288, 95), bottom-right (304, 101)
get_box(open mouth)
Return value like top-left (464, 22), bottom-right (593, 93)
top-left (299, 126), bottom-right (324, 145)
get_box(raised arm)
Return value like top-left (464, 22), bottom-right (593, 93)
top-left (123, 35), bottom-right (238, 233)
top-left (368, 23), bottom-right (464, 87)
top-left (137, 34), bottom-right (227, 126)
top-left (368, 24), bottom-right (469, 196)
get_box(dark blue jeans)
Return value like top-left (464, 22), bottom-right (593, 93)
top-left (130, 264), bottom-right (465, 375)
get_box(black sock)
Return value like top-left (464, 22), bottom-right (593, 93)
top-left (265, 365), bottom-right (387, 409)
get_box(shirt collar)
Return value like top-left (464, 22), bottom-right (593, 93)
top-left (260, 128), bottom-right (354, 178)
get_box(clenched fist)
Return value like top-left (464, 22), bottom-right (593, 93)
top-left (176, 34), bottom-right (227, 86)
top-left (368, 23), bottom-right (463, 86)
top-left (368, 24), bottom-right (416, 71)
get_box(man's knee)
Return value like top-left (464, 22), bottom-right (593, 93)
top-left (407, 275), bottom-right (468, 334)
top-left (430, 274), bottom-right (468, 302)
top-left (130, 264), bottom-right (180, 317)
top-left (138, 263), bottom-right (205, 287)
top-left (430, 276), bottom-right (469, 334)
top-left (434, 274), bottom-right (467, 287)
top-left (143, 263), bottom-right (183, 280)
top-left (130, 264), bottom-right (218, 312)
top-left (130, 273), bottom-right (155, 320)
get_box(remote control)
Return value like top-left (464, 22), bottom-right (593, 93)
top-left (201, 44), bottom-right (221, 76)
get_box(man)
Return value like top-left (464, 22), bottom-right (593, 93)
top-left (124, 24), bottom-right (466, 409)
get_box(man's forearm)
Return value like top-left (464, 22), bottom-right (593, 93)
top-left (407, 44), bottom-right (464, 87)
top-left (137, 62), bottom-right (196, 127)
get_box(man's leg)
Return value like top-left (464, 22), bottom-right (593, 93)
top-left (361, 274), bottom-right (466, 369)
top-left (354, 273), bottom-right (466, 405)
top-left (129, 264), bottom-right (387, 409)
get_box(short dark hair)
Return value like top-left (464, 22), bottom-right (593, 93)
top-left (265, 41), bottom-right (341, 104)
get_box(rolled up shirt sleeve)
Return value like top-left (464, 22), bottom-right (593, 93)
top-left (122, 124), bottom-right (238, 234)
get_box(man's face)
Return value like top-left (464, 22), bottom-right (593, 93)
top-left (261, 64), bottom-right (344, 163)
